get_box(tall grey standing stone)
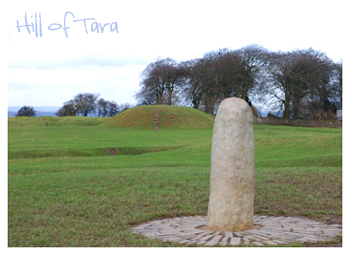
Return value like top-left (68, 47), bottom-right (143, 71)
top-left (206, 97), bottom-right (255, 232)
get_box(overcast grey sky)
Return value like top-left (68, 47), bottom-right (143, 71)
top-left (7, 0), bottom-right (347, 108)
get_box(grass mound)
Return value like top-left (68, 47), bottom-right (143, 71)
top-left (103, 105), bottom-right (214, 129)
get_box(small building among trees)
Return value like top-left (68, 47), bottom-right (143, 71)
top-left (334, 102), bottom-right (342, 121)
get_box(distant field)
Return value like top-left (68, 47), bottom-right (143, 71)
top-left (8, 116), bottom-right (109, 126)
top-left (8, 115), bottom-right (342, 247)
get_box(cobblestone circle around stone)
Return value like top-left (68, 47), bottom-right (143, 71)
top-left (131, 215), bottom-right (342, 246)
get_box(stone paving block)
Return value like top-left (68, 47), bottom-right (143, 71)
top-left (270, 239), bottom-right (287, 245)
top-left (205, 235), bottom-right (223, 246)
top-left (158, 230), bottom-right (181, 235)
top-left (131, 215), bottom-right (342, 247)
top-left (190, 232), bottom-right (214, 241)
top-left (263, 233), bottom-right (288, 240)
top-left (232, 232), bottom-right (243, 237)
top-left (160, 236), bottom-right (174, 241)
top-left (252, 241), bottom-right (264, 246)
top-left (329, 224), bottom-right (342, 227)
top-left (186, 234), bottom-right (203, 240)
top-left (198, 234), bottom-right (215, 242)
top-left (192, 236), bottom-right (205, 241)
top-left (177, 224), bottom-right (199, 229)
top-left (230, 237), bottom-right (241, 246)
top-left (178, 239), bottom-right (191, 244)
top-left (321, 229), bottom-right (342, 234)
top-left (219, 237), bottom-right (229, 246)
top-left (242, 237), bottom-right (252, 243)
top-left (179, 229), bottom-right (204, 234)
top-left (283, 231), bottom-right (317, 239)
top-left (278, 234), bottom-right (298, 241)
top-left (190, 235), bottom-right (207, 241)
top-left (251, 235), bottom-right (270, 241)
top-left (263, 225), bottom-right (285, 229)
top-left (144, 227), bottom-right (161, 231)
top-left (225, 231), bottom-right (234, 238)
top-left (178, 233), bottom-right (198, 239)
top-left (174, 232), bottom-right (190, 237)
top-left (298, 237), bottom-right (320, 243)
top-left (197, 240), bottom-right (208, 245)
top-left (168, 237), bottom-right (182, 242)
top-left (252, 229), bottom-right (281, 237)
top-left (244, 229), bottom-right (270, 237)
top-left (142, 231), bottom-right (159, 235)
top-left (262, 240), bottom-right (279, 246)
top-left (201, 230), bottom-right (216, 235)
top-left (187, 239), bottom-right (199, 245)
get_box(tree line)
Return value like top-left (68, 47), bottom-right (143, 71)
top-left (14, 94), bottom-right (130, 117)
top-left (55, 93), bottom-right (131, 117)
top-left (135, 44), bottom-right (342, 119)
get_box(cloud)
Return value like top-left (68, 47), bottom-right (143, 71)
top-left (8, 54), bottom-right (151, 70)
top-left (8, 65), bottom-right (144, 106)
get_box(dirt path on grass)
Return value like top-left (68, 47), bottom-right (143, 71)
top-left (108, 148), bottom-right (117, 155)
top-left (154, 108), bottom-right (160, 130)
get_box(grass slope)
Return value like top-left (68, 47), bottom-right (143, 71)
top-left (8, 117), bottom-right (342, 247)
top-left (8, 116), bottom-right (109, 127)
top-left (103, 105), bottom-right (214, 129)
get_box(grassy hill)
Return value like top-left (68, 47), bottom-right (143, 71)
top-left (103, 105), bottom-right (214, 129)
top-left (8, 113), bottom-right (342, 247)
top-left (9, 106), bottom-right (214, 130)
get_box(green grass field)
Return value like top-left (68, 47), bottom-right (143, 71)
top-left (8, 114), bottom-right (342, 247)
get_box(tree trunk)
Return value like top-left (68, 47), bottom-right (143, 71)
top-left (192, 100), bottom-right (199, 109)
top-left (283, 100), bottom-right (291, 119)
top-left (167, 90), bottom-right (172, 105)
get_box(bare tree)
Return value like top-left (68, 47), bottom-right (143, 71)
top-left (56, 93), bottom-right (99, 117)
top-left (97, 98), bottom-right (109, 117)
top-left (263, 51), bottom-right (298, 118)
top-left (195, 45), bottom-right (268, 114)
top-left (262, 48), bottom-right (336, 119)
top-left (231, 44), bottom-right (269, 100)
top-left (119, 103), bottom-right (131, 112)
top-left (107, 101), bottom-right (119, 116)
top-left (198, 51), bottom-right (224, 114)
top-left (179, 58), bottom-right (208, 109)
top-left (55, 108), bottom-right (65, 117)
top-left (134, 84), bottom-right (160, 105)
top-left (134, 45), bottom-right (339, 118)
top-left (332, 61), bottom-right (342, 103)
top-left (136, 58), bottom-right (185, 106)
top-left (73, 93), bottom-right (99, 117)
top-left (55, 100), bottom-right (77, 116)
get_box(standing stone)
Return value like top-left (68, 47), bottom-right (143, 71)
top-left (206, 97), bottom-right (255, 232)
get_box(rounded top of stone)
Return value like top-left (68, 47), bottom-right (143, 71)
top-left (219, 97), bottom-right (251, 112)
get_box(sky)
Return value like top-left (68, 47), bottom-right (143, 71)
top-left (6, 0), bottom-right (348, 109)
